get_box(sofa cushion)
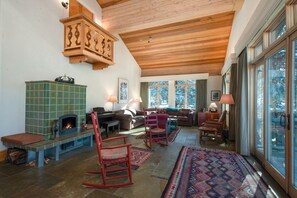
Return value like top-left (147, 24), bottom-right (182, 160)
top-left (178, 116), bottom-right (189, 121)
top-left (166, 107), bottom-right (179, 112)
top-left (124, 110), bottom-right (134, 117)
top-left (127, 109), bottom-right (137, 116)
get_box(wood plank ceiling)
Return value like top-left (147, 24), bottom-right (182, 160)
top-left (97, 0), bottom-right (241, 76)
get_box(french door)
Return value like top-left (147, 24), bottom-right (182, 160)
top-left (265, 42), bottom-right (287, 189)
top-left (254, 33), bottom-right (297, 196)
top-left (289, 32), bottom-right (297, 196)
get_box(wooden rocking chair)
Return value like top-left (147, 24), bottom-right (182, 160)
top-left (82, 112), bottom-right (133, 188)
top-left (144, 113), bottom-right (169, 149)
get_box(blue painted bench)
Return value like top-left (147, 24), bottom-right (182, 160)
top-left (1, 129), bottom-right (99, 167)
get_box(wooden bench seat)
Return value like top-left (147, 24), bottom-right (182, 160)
top-left (1, 130), bottom-right (96, 167)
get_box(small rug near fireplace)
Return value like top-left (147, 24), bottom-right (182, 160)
top-left (162, 146), bottom-right (276, 198)
top-left (135, 127), bottom-right (181, 142)
top-left (130, 147), bottom-right (152, 170)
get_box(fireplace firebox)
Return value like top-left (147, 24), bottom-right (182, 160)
top-left (58, 114), bottom-right (78, 137)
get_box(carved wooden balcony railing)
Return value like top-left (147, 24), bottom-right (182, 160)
top-left (60, 14), bottom-right (118, 70)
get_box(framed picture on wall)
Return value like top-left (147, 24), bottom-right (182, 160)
top-left (118, 78), bottom-right (128, 103)
top-left (211, 90), bottom-right (221, 101)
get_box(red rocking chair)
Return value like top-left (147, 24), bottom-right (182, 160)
top-left (82, 112), bottom-right (133, 188)
top-left (144, 113), bottom-right (169, 149)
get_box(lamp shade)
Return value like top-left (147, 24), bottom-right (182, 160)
top-left (209, 102), bottom-right (217, 109)
top-left (133, 97), bottom-right (142, 103)
top-left (107, 95), bottom-right (117, 102)
top-left (219, 94), bottom-right (234, 104)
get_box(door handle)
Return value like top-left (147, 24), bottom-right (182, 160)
top-left (280, 114), bottom-right (286, 127)
top-left (287, 114), bottom-right (290, 130)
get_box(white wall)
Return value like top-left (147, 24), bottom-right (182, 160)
top-left (207, 76), bottom-right (222, 112)
top-left (0, 0), bottom-right (141, 150)
top-left (222, 0), bottom-right (282, 74)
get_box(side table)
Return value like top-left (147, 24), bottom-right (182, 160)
top-left (101, 120), bottom-right (120, 138)
top-left (167, 118), bottom-right (178, 134)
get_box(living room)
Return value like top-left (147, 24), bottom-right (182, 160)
top-left (0, 0), bottom-right (295, 197)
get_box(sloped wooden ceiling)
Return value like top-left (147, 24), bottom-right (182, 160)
top-left (98, 0), bottom-right (241, 76)
top-left (96, 0), bottom-right (130, 8)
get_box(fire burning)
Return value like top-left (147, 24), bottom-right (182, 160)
top-left (65, 123), bottom-right (73, 129)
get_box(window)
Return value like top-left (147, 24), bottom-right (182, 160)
top-left (270, 17), bottom-right (286, 44)
top-left (255, 64), bottom-right (264, 153)
top-left (175, 80), bottom-right (196, 109)
top-left (148, 81), bottom-right (168, 107)
top-left (254, 40), bottom-right (263, 57)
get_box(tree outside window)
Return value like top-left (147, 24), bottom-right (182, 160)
top-left (175, 80), bottom-right (196, 109)
top-left (148, 81), bottom-right (168, 108)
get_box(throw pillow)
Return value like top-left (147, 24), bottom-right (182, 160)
top-left (127, 109), bottom-right (137, 116)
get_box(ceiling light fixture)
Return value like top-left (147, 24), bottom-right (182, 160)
top-left (148, 36), bottom-right (152, 43)
top-left (61, 1), bottom-right (69, 9)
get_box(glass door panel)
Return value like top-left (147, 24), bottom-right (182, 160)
top-left (292, 39), bottom-right (297, 187)
top-left (255, 65), bottom-right (265, 153)
top-left (266, 48), bottom-right (286, 176)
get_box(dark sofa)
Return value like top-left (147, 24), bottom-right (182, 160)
top-left (145, 108), bottom-right (195, 126)
top-left (114, 109), bottom-right (145, 130)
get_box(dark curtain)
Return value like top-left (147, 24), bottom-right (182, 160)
top-left (221, 73), bottom-right (226, 111)
top-left (235, 48), bottom-right (249, 155)
top-left (229, 64), bottom-right (237, 141)
top-left (140, 82), bottom-right (148, 110)
top-left (196, 80), bottom-right (207, 125)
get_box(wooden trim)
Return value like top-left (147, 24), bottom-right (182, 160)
top-left (60, 14), bottom-right (118, 41)
top-left (0, 149), bottom-right (7, 162)
top-left (69, 0), bottom-right (93, 20)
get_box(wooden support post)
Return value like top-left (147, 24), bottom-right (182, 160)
top-left (92, 62), bottom-right (109, 70)
top-left (69, 55), bottom-right (88, 64)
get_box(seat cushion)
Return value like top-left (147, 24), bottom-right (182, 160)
top-left (1, 133), bottom-right (44, 145)
top-left (151, 128), bottom-right (166, 133)
top-left (101, 147), bottom-right (128, 160)
top-left (178, 116), bottom-right (189, 121)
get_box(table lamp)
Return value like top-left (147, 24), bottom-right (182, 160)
top-left (107, 95), bottom-right (117, 111)
top-left (208, 102), bottom-right (218, 112)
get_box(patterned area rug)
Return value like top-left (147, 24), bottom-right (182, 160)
top-left (135, 127), bottom-right (181, 142)
top-left (130, 147), bottom-right (152, 170)
top-left (162, 146), bottom-right (276, 198)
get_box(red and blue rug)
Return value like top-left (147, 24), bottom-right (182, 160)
top-left (136, 127), bottom-right (181, 142)
top-left (130, 147), bottom-right (152, 170)
top-left (162, 146), bottom-right (275, 198)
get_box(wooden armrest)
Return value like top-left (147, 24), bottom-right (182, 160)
top-left (102, 144), bottom-right (131, 150)
top-left (204, 120), bottom-right (223, 124)
top-left (102, 136), bottom-right (128, 142)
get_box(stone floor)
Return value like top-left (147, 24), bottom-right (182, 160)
top-left (0, 127), bottom-right (288, 198)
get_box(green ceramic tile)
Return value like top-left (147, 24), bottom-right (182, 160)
top-left (50, 98), bottom-right (57, 105)
top-left (50, 83), bottom-right (57, 91)
top-left (64, 92), bottom-right (69, 98)
top-left (44, 83), bottom-right (49, 91)
top-left (44, 91), bottom-right (49, 97)
top-left (50, 91), bottom-right (57, 98)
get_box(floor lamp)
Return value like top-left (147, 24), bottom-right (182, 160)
top-left (219, 94), bottom-right (234, 128)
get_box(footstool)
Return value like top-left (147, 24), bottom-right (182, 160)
top-left (198, 126), bottom-right (221, 143)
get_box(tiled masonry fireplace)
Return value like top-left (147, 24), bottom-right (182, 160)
top-left (25, 81), bottom-right (86, 139)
